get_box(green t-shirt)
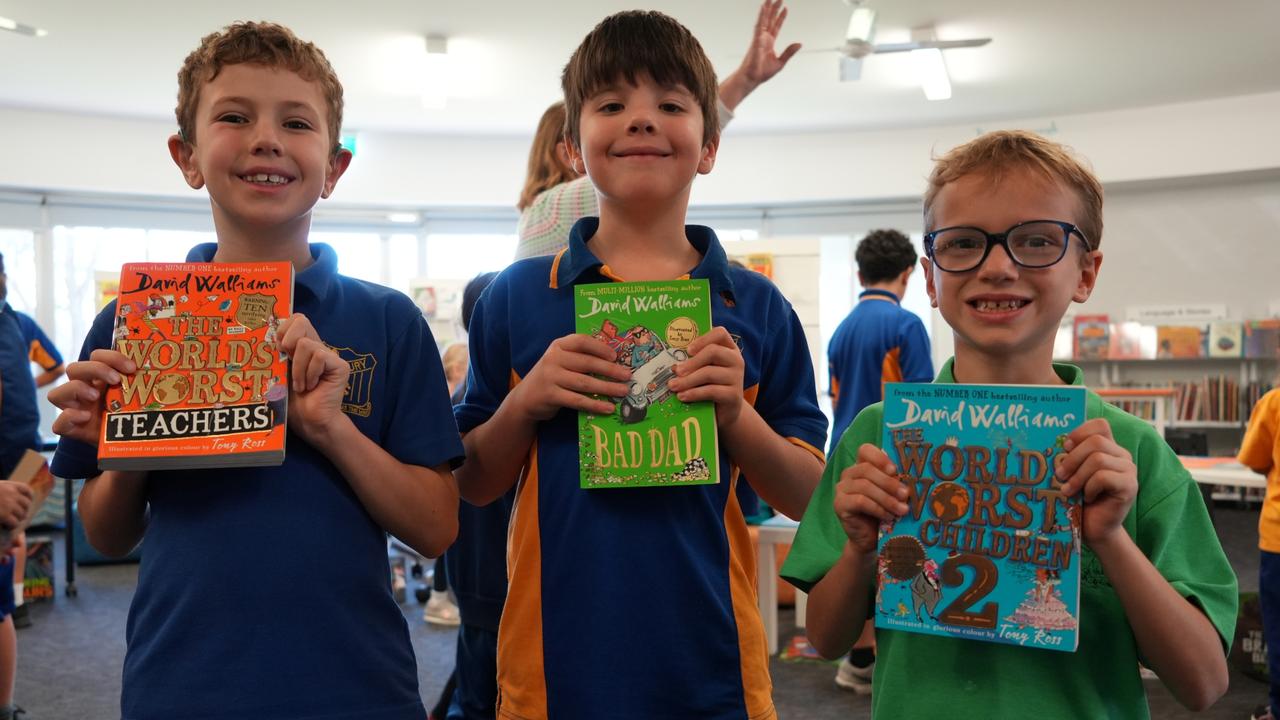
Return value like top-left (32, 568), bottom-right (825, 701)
top-left (781, 359), bottom-right (1238, 719)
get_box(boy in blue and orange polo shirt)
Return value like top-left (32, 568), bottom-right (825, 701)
top-left (453, 11), bottom-right (827, 720)
top-left (48, 23), bottom-right (461, 720)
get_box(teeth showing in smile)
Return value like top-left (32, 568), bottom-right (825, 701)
top-left (973, 299), bottom-right (1027, 312)
top-left (242, 173), bottom-right (289, 185)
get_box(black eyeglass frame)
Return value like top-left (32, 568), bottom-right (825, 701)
top-left (923, 219), bottom-right (1089, 273)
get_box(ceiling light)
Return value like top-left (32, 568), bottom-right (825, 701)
top-left (0, 16), bottom-right (47, 37)
top-left (845, 7), bottom-right (876, 44)
top-left (387, 212), bottom-right (420, 224)
top-left (420, 34), bottom-right (450, 110)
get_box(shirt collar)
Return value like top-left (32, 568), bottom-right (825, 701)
top-left (934, 357), bottom-right (1085, 386)
top-left (859, 288), bottom-right (900, 303)
top-left (552, 217), bottom-right (736, 298)
top-left (185, 242), bottom-right (338, 303)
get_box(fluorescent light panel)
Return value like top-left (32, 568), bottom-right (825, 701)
top-left (0, 15), bottom-right (47, 36)
top-left (845, 8), bottom-right (875, 42)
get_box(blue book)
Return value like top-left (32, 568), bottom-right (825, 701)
top-left (874, 382), bottom-right (1086, 652)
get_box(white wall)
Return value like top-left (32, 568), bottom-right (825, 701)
top-left (3, 90), bottom-right (1279, 207)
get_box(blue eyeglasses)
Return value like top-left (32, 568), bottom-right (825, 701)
top-left (924, 220), bottom-right (1089, 273)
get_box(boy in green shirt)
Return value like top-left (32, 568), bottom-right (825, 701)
top-left (782, 130), bottom-right (1237, 718)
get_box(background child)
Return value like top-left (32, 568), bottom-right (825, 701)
top-left (782, 129), bottom-right (1237, 718)
top-left (1240, 385), bottom-right (1280, 720)
top-left (824, 228), bottom-right (933, 693)
top-left (454, 10), bottom-right (826, 719)
top-left (47, 22), bottom-right (462, 720)
top-left (513, 0), bottom-right (800, 261)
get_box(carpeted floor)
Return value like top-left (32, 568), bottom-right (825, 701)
top-left (13, 505), bottom-right (1268, 719)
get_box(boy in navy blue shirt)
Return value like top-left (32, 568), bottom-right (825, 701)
top-left (48, 22), bottom-right (462, 720)
top-left (454, 11), bottom-right (827, 719)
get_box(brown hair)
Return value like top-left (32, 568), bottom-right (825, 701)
top-left (923, 130), bottom-right (1104, 250)
top-left (175, 21), bottom-right (344, 152)
top-left (517, 102), bottom-right (578, 210)
top-left (560, 10), bottom-right (718, 149)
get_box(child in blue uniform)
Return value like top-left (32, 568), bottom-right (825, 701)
top-left (783, 129), bottom-right (1237, 719)
top-left (453, 11), bottom-right (827, 719)
top-left (48, 22), bottom-right (462, 720)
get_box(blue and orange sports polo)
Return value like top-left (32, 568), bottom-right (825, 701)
top-left (455, 218), bottom-right (827, 720)
top-left (0, 304), bottom-right (62, 472)
top-left (53, 243), bottom-right (463, 720)
top-left (826, 288), bottom-right (932, 456)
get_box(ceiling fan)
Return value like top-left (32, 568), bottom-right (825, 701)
top-left (821, 0), bottom-right (990, 95)
top-left (0, 14), bottom-right (47, 37)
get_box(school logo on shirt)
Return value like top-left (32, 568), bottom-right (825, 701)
top-left (329, 345), bottom-right (377, 417)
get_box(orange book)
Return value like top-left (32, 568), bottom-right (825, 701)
top-left (1, 449), bottom-right (55, 547)
top-left (98, 262), bottom-right (293, 470)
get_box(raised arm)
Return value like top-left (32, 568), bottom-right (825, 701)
top-left (718, 0), bottom-right (801, 112)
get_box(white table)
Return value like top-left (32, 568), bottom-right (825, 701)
top-left (756, 514), bottom-right (805, 655)
top-left (1181, 458), bottom-right (1266, 490)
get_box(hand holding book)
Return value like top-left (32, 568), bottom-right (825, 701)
top-left (834, 443), bottom-right (907, 554)
top-left (277, 313), bottom-right (351, 445)
top-left (1053, 418), bottom-right (1138, 548)
top-left (513, 333), bottom-right (631, 421)
top-left (668, 326), bottom-right (746, 427)
top-left (49, 349), bottom-right (138, 447)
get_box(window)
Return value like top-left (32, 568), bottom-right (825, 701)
top-left (424, 233), bottom-right (516, 280)
top-left (0, 228), bottom-right (37, 314)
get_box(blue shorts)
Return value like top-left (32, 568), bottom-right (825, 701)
top-left (0, 558), bottom-right (13, 619)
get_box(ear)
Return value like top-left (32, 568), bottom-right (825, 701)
top-left (1072, 249), bottom-right (1103, 303)
top-left (921, 257), bottom-right (939, 308)
top-left (563, 138), bottom-right (586, 176)
top-left (698, 134), bottom-right (720, 175)
top-left (168, 134), bottom-right (204, 190)
top-left (555, 139), bottom-right (578, 176)
top-left (321, 147), bottom-right (354, 199)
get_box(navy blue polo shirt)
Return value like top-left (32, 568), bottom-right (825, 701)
top-left (0, 303), bottom-right (43, 474)
top-left (455, 218), bottom-right (828, 720)
top-left (826, 288), bottom-right (933, 456)
top-left (53, 243), bottom-right (464, 720)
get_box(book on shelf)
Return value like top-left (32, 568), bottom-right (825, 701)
top-left (1245, 320), bottom-right (1280, 360)
top-left (1208, 321), bottom-right (1244, 358)
top-left (1108, 322), bottom-right (1157, 360)
top-left (1156, 325), bottom-right (1207, 359)
top-left (98, 262), bottom-right (293, 471)
top-left (574, 279), bottom-right (719, 489)
top-left (1072, 314), bottom-right (1110, 360)
top-left (875, 382), bottom-right (1085, 652)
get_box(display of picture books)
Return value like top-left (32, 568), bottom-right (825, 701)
top-left (1245, 320), bottom-right (1280, 360)
top-left (1208, 321), bottom-right (1244, 358)
top-left (574, 279), bottom-right (719, 489)
top-left (1156, 325), bottom-right (1207, 359)
top-left (1108, 322), bottom-right (1157, 360)
top-left (1072, 314), bottom-right (1110, 360)
top-left (98, 262), bottom-right (293, 470)
top-left (876, 382), bottom-right (1085, 652)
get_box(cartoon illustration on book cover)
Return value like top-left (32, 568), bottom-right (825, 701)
top-left (875, 382), bottom-right (1086, 651)
top-left (98, 262), bottom-right (293, 470)
top-left (574, 280), bottom-right (719, 489)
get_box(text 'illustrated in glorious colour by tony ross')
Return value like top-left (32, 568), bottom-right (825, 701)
top-left (875, 382), bottom-right (1086, 652)
top-left (98, 262), bottom-right (294, 471)
top-left (575, 279), bottom-right (719, 489)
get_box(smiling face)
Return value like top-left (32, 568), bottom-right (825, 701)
top-left (566, 73), bottom-right (717, 210)
top-left (169, 63), bottom-right (350, 244)
top-left (923, 167), bottom-right (1102, 378)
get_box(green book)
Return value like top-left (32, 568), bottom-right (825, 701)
top-left (574, 279), bottom-right (720, 489)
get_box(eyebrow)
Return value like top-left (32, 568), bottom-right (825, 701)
top-left (209, 97), bottom-right (319, 114)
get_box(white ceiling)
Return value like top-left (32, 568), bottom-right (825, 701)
top-left (1, 0), bottom-right (1277, 136)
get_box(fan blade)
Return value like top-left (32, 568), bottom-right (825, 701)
top-left (845, 7), bottom-right (876, 43)
top-left (871, 38), bottom-right (991, 55)
top-left (0, 16), bottom-right (45, 37)
top-left (840, 56), bottom-right (864, 82)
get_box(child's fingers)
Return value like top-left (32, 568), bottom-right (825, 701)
top-left (556, 348), bottom-right (631, 382)
top-left (856, 442), bottom-right (897, 476)
top-left (685, 327), bottom-right (736, 356)
top-left (86, 349), bottom-right (138, 375)
top-left (1063, 417), bottom-right (1113, 451)
top-left (278, 313), bottom-right (319, 355)
top-left (51, 408), bottom-right (96, 436)
top-left (48, 380), bottom-right (101, 410)
top-left (66, 359), bottom-right (126, 387)
top-left (548, 387), bottom-right (617, 416)
top-left (1081, 469), bottom-right (1134, 504)
top-left (837, 475), bottom-right (908, 518)
top-left (670, 364), bottom-right (738, 396)
top-left (1061, 452), bottom-right (1131, 497)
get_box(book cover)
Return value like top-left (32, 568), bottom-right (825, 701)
top-left (1, 449), bottom-right (55, 548)
top-left (1156, 325), bottom-right (1207, 359)
top-left (574, 279), bottom-right (719, 489)
top-left (1208, 321), bottom-right (1244, 358)
top-left (1072, 314), bottom-right (1110, 360)
top-left (98, 262), bottom-right (293, 471)
top-left (875, 382), bottom-right (1086, 652)
top-left (1245, 320), bottom-right (1280, 360)
top-left (1108, 322), bottom-right (1157, 360)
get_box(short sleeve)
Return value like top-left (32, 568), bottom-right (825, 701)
top-left (751, 291), bottom-right (828, 457)
top-left (514, 177), bottom-right (598, 261)
top-left (900, 316), bottom-right (934, 383)
top-left (50, 303), bottom-right (116, 480)
top-left (1239, 390), bottom-right (1278, 473)
top-left (379, 307), bottom-right (465, 469)
top-left (454, 274), bottom-right (511, 434)
top-left (1133, 431), bottom-right (1239, 653)
top-left (781, 404), bottom-right (883, 592)
top-left (20, 313), bottom-right (64, 369)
